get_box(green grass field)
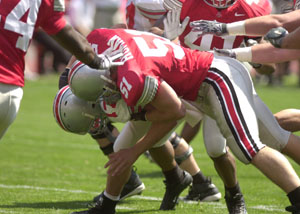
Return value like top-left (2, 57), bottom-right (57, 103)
top-left (0, 73), bottom-right (299, 214)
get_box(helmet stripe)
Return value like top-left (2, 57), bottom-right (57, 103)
top-left (53, 85), bottom-right (70, 131)
top-left (68, 60), bottom-right (84, 84)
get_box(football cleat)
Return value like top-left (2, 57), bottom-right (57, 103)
top-left (71, 193), bottom-right (117, 214)
top-left (159, 171), bottom-right (192, 210)
top-left (225, 191), bottom-right (247, 214)
top-left (286, 203), bottom-right (300, 214)
top-left (93, 168), bottom-right (145, 202)
top-left (183, 178), bottom-right (221, 202)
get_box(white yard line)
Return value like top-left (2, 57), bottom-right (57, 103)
top-left (0, 184), bottom-right (286, 212)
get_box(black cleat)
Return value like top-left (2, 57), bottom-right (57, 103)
top-left (71, 193), bottom-right (117, 214)
top-left (159, 171), bottom-right (192, 210)
top-left (286, 203), bottom-right (300, 214)
top-left (225, 191), bottom-right (247, 214)
top-left (183, 178), bottom-right (221, 202)
top-left (93, 168), bottom-right (145, 202)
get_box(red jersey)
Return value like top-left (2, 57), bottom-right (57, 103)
top-left (176, 0), bottom-right (271, 50)
top-left (0, 0), bottom-right (66, 87)
top-left (87, 28), bottom-right (214, 107)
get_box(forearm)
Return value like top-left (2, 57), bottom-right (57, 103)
top-left (228, 43), bottom-right (300, 63)
top-left (52, 24), bottom-right (96, 66)
top-left (281, 26), bottom-right (300, 49)
top-left (133, 121), bottom-right (178, 156)
top-left (226, 11), bottom-right (300, 36)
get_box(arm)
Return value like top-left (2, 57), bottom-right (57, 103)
top-left (281, 26), bottom-right (300, 49)
top-left (190, 10), bottom-right (300, 37)
top-left (51, 24), bottom-right (98, 68)
top-left (105, 81), bottom-right (186, 176)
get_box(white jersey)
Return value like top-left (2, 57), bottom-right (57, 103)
top-left (126, 0), bottom-right (166, 31)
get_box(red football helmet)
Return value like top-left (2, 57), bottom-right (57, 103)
top-left (204, 0), bottom-right (237, 8)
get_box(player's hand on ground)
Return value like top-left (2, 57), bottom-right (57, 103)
top-left (264, 27), bottom-right (288, 48)
top-left (213, 48), bottom-right (236, 59)
top-left (163, 9), bottom-right (190, 41)
top-left (105, 147), bottom-right (139, 176)
top-left (190, 20), bottom-right (227, 37)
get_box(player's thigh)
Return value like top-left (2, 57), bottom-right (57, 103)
top-left (203, 115), bottom-right (227, 158)
top-left (0, 84), bottom-right (23, 139)
top-left (201, 57), bottom-right (264, 163)
top-left (253, 94), bottom-right (290, 151)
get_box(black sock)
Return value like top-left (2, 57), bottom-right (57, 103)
top-left (163, 165), bottom-right (184, 184)
top-left (192, 171), bottom-right (207, 184)
top-left (225, 182), bottom-right (241, 197)
top-left (288, 186), bottom-right (300, 205)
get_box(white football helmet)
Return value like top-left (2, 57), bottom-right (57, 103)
top-left (68, 60), bottom-right (117, 102)
top-left (204, 0), bottom-right (237, 8)
top-left (53, 85), bottom-right (105, 135)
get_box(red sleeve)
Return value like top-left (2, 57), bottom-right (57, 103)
top-left (117, 68), bottom-right (145, 107)
top-left (40, 11), bottom-right (66, 35)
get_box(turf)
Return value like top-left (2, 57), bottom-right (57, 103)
top-left (0, 73), bottom-right (299, 214)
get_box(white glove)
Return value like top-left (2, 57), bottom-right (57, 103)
top-left (163, 9), bottom-right (190, 41)
top-left (213, 47), bottom-right (236, 59)
top-left (190, 20), bottom-right (227, 37)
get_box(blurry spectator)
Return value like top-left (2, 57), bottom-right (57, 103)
top-left (94, 0), bottom-right (124, 28)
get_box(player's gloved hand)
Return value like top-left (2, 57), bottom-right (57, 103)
top-left (88, 52), bottom-right (125, 70)
top-left (163, 9), bottom-right (190, 41)
top-left (190, 20), bottom-right (228, 37)
top-left (213, 48), bottom-right (236, 59)
top-left (264, 27), bottom-right (288, 48)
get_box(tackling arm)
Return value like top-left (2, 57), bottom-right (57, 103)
top-left (105, 81), bottom-right (186, 176)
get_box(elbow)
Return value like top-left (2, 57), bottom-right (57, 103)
top-left (174, 103), bottom-right (186, 121)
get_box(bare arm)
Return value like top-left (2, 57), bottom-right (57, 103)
top-left (105, 81), bottom-right (186, 175)
top-left (243, 10), bottom-right (300, 36)
top-left (51, 24), bottom-right (97, 67)
top-left (281, 26), bottom-right (300, 49)
top-left (251, 43), bottom-right (300, 63)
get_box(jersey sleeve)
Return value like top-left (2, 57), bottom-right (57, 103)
top-left (39, 0), bottom-right (66, 35)
top-left (118, 67), bottom-right (160, 107)
top-left (163, 0), bottom-right (184, 10)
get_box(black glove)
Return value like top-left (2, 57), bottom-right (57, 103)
top-left (264, 27), bottom-right (288, 48)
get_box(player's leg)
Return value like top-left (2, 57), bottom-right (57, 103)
top-left (168, 132), bottom-right (221, 202)
top-left (274, 108), bottom-right (300, 132)
top-left (203, 56), bottom-right (300, 212)
top-left (148, 133), bottom-right (192, 210)
top-left (180, 121), bottom-right (201, 143)
top-left (252, 94), bottom-right (300, 165)
top-left (0, 83), bottom-right (23, 140)
top-left (203, 115), bottom-right (247, 214)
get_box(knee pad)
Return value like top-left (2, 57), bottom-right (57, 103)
top-left (100, 143), bottom-right (114, 156)
top-left (169, 132), bottom-right (181, 149)
top-left (175, 145), bottom-right (193, 165)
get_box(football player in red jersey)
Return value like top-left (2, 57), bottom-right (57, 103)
top-left (123, 0), bottom-right (222, 203)
top-left (0, 0), bottom-right (120, 141)
top-left (67, 28), bottom-right (300, 214)
top-left (190, 4), bottom-right (300, 134)
top-left (160, 0), bottom-right (273, 212)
